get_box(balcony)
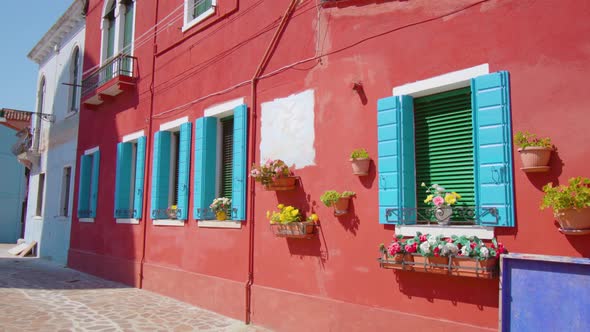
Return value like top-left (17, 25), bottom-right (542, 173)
top-left (82, 54), bottom-right (137, 107)
top-left (11, 128), bottom-right (39, 169)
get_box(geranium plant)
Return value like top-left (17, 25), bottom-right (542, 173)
top-left (350, 148), bottom-right (370, 160)
top-left (267, 204), bottom-right (318, 224)
top-left (250, 159), bottom-right (292, 186)
top-left (541, 177), bottom-right (590, 211)
top-left (514, 131), bottom-right (552, 149)
top-left (421, 183), bottom-right (461, 207)
top-left (210, 197), bottom-right (231, 219)
top-left (319, 190), bottom-right (355, 207)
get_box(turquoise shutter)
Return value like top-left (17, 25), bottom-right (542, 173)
top-left (194, 117), bottom-right (217, 220)
top-left (377, 95), bottom-right (416, 224)
top-left (114, 142), bottom-right (133, 218)
top-left (177, 122), bottom-right (192, 220)
top-left (90, 151), bottom-right (101, 218)
top-left (77, 154), bottom-right (92, 217)
top-left (133, 136), bottom-right (146, 219)
top-left (232, 105), bottom-right (248, 221)
top-left (472, 71), bottom-right (515, 227)
top-left (151, 131), bottom-right (171, 219)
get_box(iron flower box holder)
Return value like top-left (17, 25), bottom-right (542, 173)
top-left (268, 204), bottom-right (319, 239)
top-left (378, 232), bottom-right (507, 279)
top-left (251, 159), bottom-right (297, 191)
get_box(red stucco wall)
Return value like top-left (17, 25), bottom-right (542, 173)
top-left (70, 0), bottom-right (590, 330)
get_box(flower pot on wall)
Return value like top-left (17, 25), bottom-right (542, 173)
top-left (350, 158), bottom-right (370, 176)
top-left (555, 208), bottom-right (590, 235)
top-left (450, 257), bottom-right (497, 278)
top-left (264, 176), bottom-right (297, 191)
top-left (434, 206), bottom-right (453, 225)
top-left (216, 211), bottom-right (227, 221)
top-left (270, 221), bottom-right (315, 238)
top-left (333, 197), bottom-right (351, 216)
top-left (518, 147), bottom-right (552, 172)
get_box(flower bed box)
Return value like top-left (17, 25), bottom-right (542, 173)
top-left (270, 221), bottom-right (315, 239)
top-left (264, 176), bottom-right (297, 191)
top-left (378, 254), bottom-right (498, 279)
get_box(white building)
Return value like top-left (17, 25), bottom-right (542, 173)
top-left (23, 0), bottom-right (85, 264)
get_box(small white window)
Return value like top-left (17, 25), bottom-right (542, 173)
top-left (183, 0), bottom-right (216, 32)
top-left (60, 167), bottom-right (72, 217)
top-left (36, 173), bottom-right (46, 217)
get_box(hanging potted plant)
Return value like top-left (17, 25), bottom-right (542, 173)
top-left (250, 159), bottom-right (296, 191)
top-left (267, 204), bottom-right (318, 238)
top-left (350, 148), bottom-right (371, 176)
top-left (541, 176), bottom-right (590, 235)
top-left (514, 131), bottom-right (554, 172)
top-left (210, 197), bottom-right (231, 221)
top-left (320, 190), bottom-right (355, 216)
top-left (421, 183), bottom-right (461, 225)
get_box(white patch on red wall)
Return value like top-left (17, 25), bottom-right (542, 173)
top-left (260, 89), bottom-right (316, 169)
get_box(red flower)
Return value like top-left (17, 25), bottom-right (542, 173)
top-left (433, 247), bottom-right (440, 257)
top-left (419, 234), bottom-right (427, 242)
top-left (470, 242), bottom-right (477, 249)
top-left (446, 238), bottom-right (453, 243)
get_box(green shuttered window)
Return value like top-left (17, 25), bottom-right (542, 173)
top-left (114, 137), bottom-right (146, 219)
top-left (77, 150), bottom-right (100, 219)
top-left (414, 87), bottom-right (475, 213)
top-left (220, 116), bottom-right (234, 199)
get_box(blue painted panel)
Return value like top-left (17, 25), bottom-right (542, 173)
top-left (502, 254), bottom-right (590, 331)
top-left (114, 142), bottom-right (133, 218)
top-left (176, 122), bottom-right (192, 220)
top-left (90, 151), bottom-right (100, 218)
top-left (0, 126), bottom-right (25, 242)
top-left (193, 117), bottom-right (217, 220)
top-left (231, 104), bottom-right (248, 221)
top-left (472, 71), bottom-right (514, 227)
top-left (133, 136), bottom-right (146, 219)
top-left (151, 131), bottom-right (171, 219)
top-left (77, 154), bottom-right (92, 217)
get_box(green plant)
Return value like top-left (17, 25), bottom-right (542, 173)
top-left (514, 131), bottom-right (552, 149)
top-left (350, 148), bottom-right (370, 160)
top-left (541, 177), bottom-right (590, 211)
top-left (320, 190), bottom-right (355, 207)
top-left (250, 159), bottom-right (292, 185)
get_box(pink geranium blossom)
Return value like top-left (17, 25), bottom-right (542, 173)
top-left (433, 196), bottom-right (444, 206)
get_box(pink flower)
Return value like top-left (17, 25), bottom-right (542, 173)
top-left (405, 244), bottom-right (416, 253)
top-left (446, 238), bottom-right (453, 243)
top-left (388, 242), bottom-right (401, 255)
top-left (265, 159), bottom-right (272, 166)
top-left (470, 242), bottom-right (477, 249)
top-left (274, 167), bottom-right (281, 173)
top-left (419, 234), bottom-right (427, 242)
top-left (433, 196), bottom-right (444, 206)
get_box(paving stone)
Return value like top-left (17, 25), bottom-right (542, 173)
top-left (0, 245), bottom-right (269, 332)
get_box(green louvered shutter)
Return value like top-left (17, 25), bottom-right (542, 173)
top-left (414, 87), bottom-right (475, 220)
top-left (220, 116), bottom-right (234, 199)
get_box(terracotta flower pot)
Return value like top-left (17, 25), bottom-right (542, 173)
top-left (264, 176), bottom-right (297, 191)
top-left (518, 147), bottom-right (552, 172)
top-left (555, 208), bottom-right (590, 234)
top-left (427, 256), bottom-right (450, 274)
top-left (380, 253), bottom-right (414, 270)
top-left (333, 197), bottom-right (351, 216)
top-left (271, 221), bottom-right (315, 238)
top-left (350, 158), bottom-right (370, 176)
top-left (450, 257), bottom-right (497, 278)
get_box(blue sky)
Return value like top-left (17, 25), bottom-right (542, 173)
top-left (0, 1), bottom-right (73, 111)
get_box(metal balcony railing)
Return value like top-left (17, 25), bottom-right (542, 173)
top-left (82, 54), bottom-right (137, 96)
top-left (384, 206), bottom-right (499, 225)
top-left (11, 129), bottom-right (32, 156)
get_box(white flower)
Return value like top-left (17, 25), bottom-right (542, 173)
top-left (427, 235), bottom-right (437, 246)
top-left (460, 246), bottom-right (469, 256)
top-left (480, 247), bottom-right (489, 258)
top-left (419, 241), bottom-right (431, 255)
top-left (444, 242), bottom-right (459, 255)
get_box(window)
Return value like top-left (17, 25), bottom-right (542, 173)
top-left (101, 0), bottom-right (136, 76)
top-left (193, 103), bottom-right (248, 222)
top-left (377, 70), bottom-right (514, 233)
top-left (77, 148), bottom-right (100, 220)
top-left (60, 167), bottom-right (72, 217)
top-left (114, 133), bottom-right (146, 222)
top-left (183, 0), bottom-right (216, 32)
top-left (69, 47), bottom-right (80, 113)
top-left (414, 87), bottom-right (475, 223)
top-left (151, 121), bottom-right (191, 221)
top-left (36, 173), bottom-right (45, 217)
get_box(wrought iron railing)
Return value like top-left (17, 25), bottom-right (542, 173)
top-left (78, 209), bottom-right (93, 218)
top-left (384, 206), bottom-right (498, 225)
top-left (82, 54), bottom-right (136, 96)
top-left (115, 209), bottom-right (137, 219)
top-left (195, 207), bottom-right (239, 220)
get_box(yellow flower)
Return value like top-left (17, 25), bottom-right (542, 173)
top-left (279, 214), bottom-right (286, 222)
top-left (424, 195), bottom-right (433, 203)
top-left (309, 214), bottom-right (319, 222)
top-left (266, 211), bottom-right (270, 219)
top-left (421, 182), bottom-right (426, 187)
top-left (285, 206), bottom-right (294, 212)
top-left (444, 193), bottom-right (457, 205)
top-left (269, 219), bottom-right (275, 224)
top-left (452, 192), bottom-right (462, 199)
top-left (291, 209), bottom-right (299, 217)
top-left (277, 204), bottom-right (285, 209)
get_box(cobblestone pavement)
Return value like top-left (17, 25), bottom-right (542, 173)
top-left (0, 244), bottom-right (267, 332)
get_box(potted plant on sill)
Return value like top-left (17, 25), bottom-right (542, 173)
top-left (422, 183), bottom-right (461, 225)
top-left (350, 148), bottom-right (371, 176)
top-left (514, 131), bottom-right (554, 172)
top-left (320, 190), bottom-right (355, 216)
top-left (541, 176), bottom-right (590, 235)
top-left (250, 159), bottom-right (296, 191)
top-left (167, 205), bottom-right (179, 219)
top-left (210, 197), bottom-right (231, 221)
top-left (267, 204), bottom-right (318, 238)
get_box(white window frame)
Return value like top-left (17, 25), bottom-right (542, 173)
top-left (80, 146), bottom-right (99, 223)
top-left (59, 165), bottom-right (74, 217)
top-left (154, 117), bottom-right (188, 226)
top-left (116, 130), bottom-right (145, 225)
top-left (99, 0), bottom-right (136, 69)
top-left (67, 46), bottom-right (81, 116)
top-left (182, 0), bottom-right (217, 33)
top-left (35, 173), bottom-right (46, 218)
top-left (196, 98), bottom-right (245, 229)
top-left (391, 64), bottom-right (494, 239)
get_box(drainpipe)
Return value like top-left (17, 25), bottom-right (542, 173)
top-left (245, 0), bottom-right (299, 324)
top-left (138, 0), bottom-right (160, 289)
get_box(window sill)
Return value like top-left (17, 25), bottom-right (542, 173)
top-left (197, 220), bottom-right (242, 229)
top-left (116, 218), bottom-right (140, 225)
top-left (65, 110), bottom-right (78, 119)
top-left (79, 218), bottom-right (95, 223)
top-left (395, 224), bottom-right (494, 239)
top-left (33, 216), bottom-right (43, 221)
top-left (182, 7), bottom-right (215, 33)
top-left (153, 219), bottom-right (185, 227)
